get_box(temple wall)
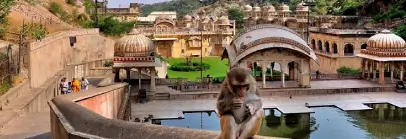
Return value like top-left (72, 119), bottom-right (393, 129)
top-left (310, 55), bottom-right (361, 73)
top-left (28, 29), bottom-right (115, 88)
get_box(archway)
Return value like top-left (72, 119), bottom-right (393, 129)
top-left (311, 39), bottom-right (316, 50)
top-left (361, 43), bottom-right (367, 49)
top-left (333, 43), bottom-right (338, 54)
top-left (344, 44), bottom-right (354, 56)
top-left (325, 41), bottom-right (330, 53)
top-left (318, 40), bottom-right (322, 51)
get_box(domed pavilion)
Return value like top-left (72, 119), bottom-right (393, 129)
top-left (357, 29), bottom-right (406, 84)
top-left (113, 28), bottom-right (159, 98)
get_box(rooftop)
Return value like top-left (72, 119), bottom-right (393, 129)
top-left (309, 27), bottom-right (382, 35)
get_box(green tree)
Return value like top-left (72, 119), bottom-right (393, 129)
top-left (227, 8), bottom-right (244, 30)
top-left (92, 16), bottom-right (135, 36)
top-left (394, 23), bottom-right (406, 40)
top-left (0, 0), bottom-right (15, 24)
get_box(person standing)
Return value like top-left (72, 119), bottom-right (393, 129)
top-left (60, 78), bottom-right (68, 95)
top-left (81, 77), bottom-right (89, 91)
top-left (72, 78), bottom-right (81, 93)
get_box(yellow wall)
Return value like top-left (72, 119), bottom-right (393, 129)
top-left (309, 31), bottom-right (370, 73)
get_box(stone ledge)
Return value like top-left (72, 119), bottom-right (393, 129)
top-left (0, 80), bottom-right (29, 108)
top-left (49, 90), bottom-right (281, 139)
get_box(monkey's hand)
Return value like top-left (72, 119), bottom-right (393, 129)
top-left (245, 103), bottom-right (255, 115)
top-left (232, 98), bottom-right (243, 110)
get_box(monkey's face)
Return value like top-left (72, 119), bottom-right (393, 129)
top-left (232, 84), bottom-right (249, 99)
top-left (227, 67), bottom-right (251, 99)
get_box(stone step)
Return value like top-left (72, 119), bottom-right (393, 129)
top-left (0, 111), bottom-right (19, 130)
top-left (2, 88), bottom-right (42, 112)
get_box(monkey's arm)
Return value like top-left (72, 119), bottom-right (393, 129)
top-left (245, 89), bottom-right (263, 114)
top-left (216, 86), bottom-right (234, 116)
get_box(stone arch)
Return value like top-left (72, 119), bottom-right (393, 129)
top-left (361, 43), bottom-right (367, 49)
top-left (311, 39), bottom-right (316, 50)
top-left (325, 41), bottom-right (330, 53)
top-left (344, 44), bottom-right (354, 56)
top-left (333, 43), bottom-right (338, 54)
top-left (318, 40), bottom-right (322, 51)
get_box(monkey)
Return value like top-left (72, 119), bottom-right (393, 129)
top-left (216, 67), bottom-right (264, 139)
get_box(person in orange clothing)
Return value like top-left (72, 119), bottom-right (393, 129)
top-left (72, 78), bottom-right (81, 93)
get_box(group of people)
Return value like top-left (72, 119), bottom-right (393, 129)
top-left (60, 77), bottom-right (89, 94)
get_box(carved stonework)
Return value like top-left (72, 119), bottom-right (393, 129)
top-left (237, 37), bottom-right (311, 55)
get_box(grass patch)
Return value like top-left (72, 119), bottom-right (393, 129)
top-left (167, 57), bottom-right (229, 80)
top-left (0, 83), bottom-right (11, 95)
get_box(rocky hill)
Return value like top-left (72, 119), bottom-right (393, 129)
top-left (1, 0), bottom-right (91, 42)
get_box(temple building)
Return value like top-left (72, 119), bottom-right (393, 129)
top-left (147, 13), bottom-right (235, 58)
top-left (309, 27), bottom-right (381, 73)
top-left (243, 2), bottom-right (310, 40)
top-left (357, 30), bottom-right (406, 85)
top-left (113, 29), bottom-right (164, 99)
top-left (97, 2), bottom-right (140, 22)
top-left (222, 24), bottom-right (318, 88)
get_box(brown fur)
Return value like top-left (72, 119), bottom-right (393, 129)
top-left (216, 67), bottom-right (263, 139)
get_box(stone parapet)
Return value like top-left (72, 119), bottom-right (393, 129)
top-left (48, 84), bottom-right (277, 139)
top-left (29, 29), bottom-right (99, 51)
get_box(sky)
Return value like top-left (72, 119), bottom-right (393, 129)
top-left (107, 0), bottom-right (170, 8)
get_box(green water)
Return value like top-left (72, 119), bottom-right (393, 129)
top-left (158, 103), bottom-right (406, 139)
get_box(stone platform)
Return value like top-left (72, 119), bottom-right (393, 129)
top-left (132, 92), bottom-right (406, 120)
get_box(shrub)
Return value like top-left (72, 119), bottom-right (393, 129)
top-left (0, 83), bottom-right (11, 95)
top-left (48, 2), bottom-right (62, 15)
top-left (103, 60), bottom-right (114, 67)
top-left (170, 62), bottom-right (211, 72)
top-left (0, 28), bottom-right (5, 39)
top-left (337, 66), bottom-right (360, 74)
top-left (66, 0), bottom-right (76, 5)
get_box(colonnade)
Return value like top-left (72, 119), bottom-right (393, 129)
top-left (114, 67), bottom-right (156, 95)
top-left (239, 58), bottom-right (310, 88)
top-left (361, 59), bottom-right (404, 84)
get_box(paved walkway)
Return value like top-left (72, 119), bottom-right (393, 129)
top-left (132, 92), bottom-right (406, 119)
top-left (0, 110), bottom-right (50, 139)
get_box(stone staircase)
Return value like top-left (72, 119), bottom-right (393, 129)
top-left (155, 93), bottom-right (170, 100)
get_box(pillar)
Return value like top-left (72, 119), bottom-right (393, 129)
top-left (261, 63), bottom-right (266, 88)
top-left (281, 61), bottom-right (285, 88)
top-left (390, 62), bottom-right (394, 83)
top-left (361, 59), bottom-right (365, 79)
top-left (372, 61), bottom-right (376, 81)
top-left (401, 62), bottom-right (404, 81)
top-left (126, 68), bottom-right (131, 83)
top-left (150, 68), bottom-right (156, 92)
top-left (379, 62), bottom-right (385, 85)
top-left (366, 60), bottom-right (370, 80)
top-left (138, 68), bottom-right (142, 89)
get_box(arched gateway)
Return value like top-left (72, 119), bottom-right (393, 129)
top-left (222, 24), bottom-right (319, 88)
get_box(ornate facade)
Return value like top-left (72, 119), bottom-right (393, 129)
top-left (222, 24), bottom-right (318, 88)
top-left (243, 3), bottom-right (310, 40)
top-left (97, 2), bottom-right (140, 22)
top-left (309, 27), bottom-right (381, 73)
top-left (149, 13), bottom-right (235, 58)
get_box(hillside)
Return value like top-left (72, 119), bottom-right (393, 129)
top-left (1, 0), bottom-right (92, 42)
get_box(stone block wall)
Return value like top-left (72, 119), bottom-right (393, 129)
top-left (75, 85), bottom-right (125, 119)
top-left (28, 29), bottom-right (114, 88)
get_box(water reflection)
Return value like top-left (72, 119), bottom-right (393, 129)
top-left (157, 104), bottom-right (406, 139)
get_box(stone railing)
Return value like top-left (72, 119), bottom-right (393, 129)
top-left (1, 59), bottom-right (113, 112)
top-left (70, 58), bottom-right (113, 78)
top-left (48, 84), bottom-right (274, 139)
top-left (310, 73), bottom-right (361, 80)
top-left (29, 28), bottom-right (99, 51)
